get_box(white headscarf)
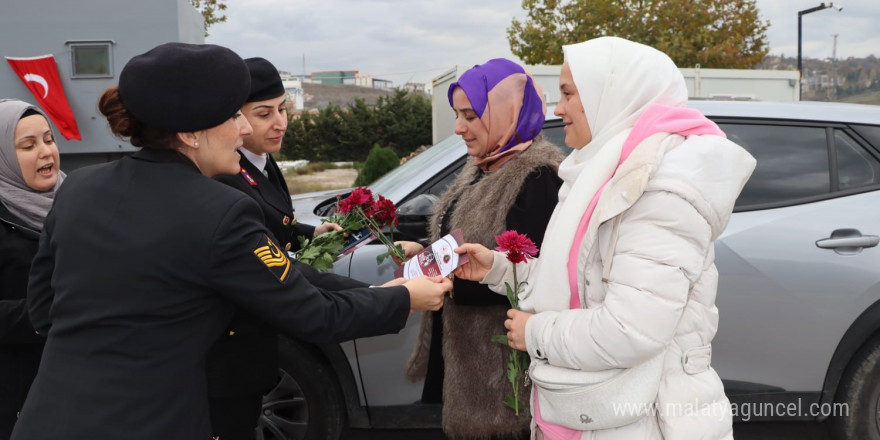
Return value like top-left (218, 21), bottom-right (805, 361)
top-left (527, 37), bottom-right (688, 311)
top-left (0, 99), bottom-right (65, 230)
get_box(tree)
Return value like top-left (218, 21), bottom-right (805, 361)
top-left (281, 91), bottom-right (432, 162)
top-left (374, 90), bottom-right (433, 157)
top-left (353, 144), bottom-right (400, 186)
top-left (337, 98), bottom-right (380, 161)
top-left (508, 0), bottom-right (770, 69)
top-left (190, 0), bottom-right (227, 37)
top-left (283, 111), bottom-right (319, 160)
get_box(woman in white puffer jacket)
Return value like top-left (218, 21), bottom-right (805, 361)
top-left (454, 37), bottom-right (756, 440)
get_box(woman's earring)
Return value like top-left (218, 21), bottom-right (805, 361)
top-left (194, 142), bottom-right (199, 147)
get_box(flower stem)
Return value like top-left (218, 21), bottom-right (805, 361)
top-left (354, 208), bottom-right (405, 261)
top-left (511, 264), bottom-right (521, 415)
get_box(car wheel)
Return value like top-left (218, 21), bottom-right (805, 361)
top-left (257, 338), bottom-right (347, 440)
top-left (832, 336), bottom-right (880, 440)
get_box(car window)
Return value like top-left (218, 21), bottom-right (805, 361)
top-left (719, 124), bottom-right (830, 208)
top-left (423, 164), bottom-right (463, 197)
top-left (835, 129), bottom-right (880, 190)
top-left (369, 134), bottom-right (461, 195)
top-left (852, 125), bottom-right (880, 154)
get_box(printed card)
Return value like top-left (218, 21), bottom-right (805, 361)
top-left (394, 229), bottom-right (469, 279)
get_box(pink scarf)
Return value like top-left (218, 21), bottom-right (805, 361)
top-left (534, 104), bottom-right (725, 440)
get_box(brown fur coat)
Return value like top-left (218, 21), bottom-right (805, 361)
top-left (405, 138), bottom-right (564, 439)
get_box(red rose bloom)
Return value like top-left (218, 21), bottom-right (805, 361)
top-left (494, 230), bottom-right (538, 264)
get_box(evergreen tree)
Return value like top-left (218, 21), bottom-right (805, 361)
top-left (281, 90), bottom-right (432, 162)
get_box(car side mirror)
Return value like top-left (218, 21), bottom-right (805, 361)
top-left (395, 194), bottom-right (438, 241)
top-left (313, 192), bottom-right (349, 217)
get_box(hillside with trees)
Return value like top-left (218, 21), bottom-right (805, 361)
top-left (759, 55), bottom-right (880, 103)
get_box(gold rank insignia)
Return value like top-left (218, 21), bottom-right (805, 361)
top-left (253, 234), bottom-right (291, 282)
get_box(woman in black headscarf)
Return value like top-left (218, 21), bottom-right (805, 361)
top-left (0, 99), bottom-right (63, 439)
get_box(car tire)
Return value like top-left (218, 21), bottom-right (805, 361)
top-left (832, 336), bottom-right (880, 440)
top-left (257, 338), bottom-right (347, 440)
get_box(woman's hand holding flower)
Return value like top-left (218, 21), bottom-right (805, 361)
top-left (504, 309), bottom-right (533, 352)
top-left (313, 222), bottom-right (343, 236)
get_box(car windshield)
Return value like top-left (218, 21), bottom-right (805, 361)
top-left (369, 134), bottom-right (462, 195)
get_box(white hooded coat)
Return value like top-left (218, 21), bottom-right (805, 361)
top-left (481, 37), bottom-right (756, 440)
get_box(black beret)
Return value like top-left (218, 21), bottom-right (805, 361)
top-left (245, 57), bottom-right (286, 102)
top-left (118, 42), bottom-right (250, 132)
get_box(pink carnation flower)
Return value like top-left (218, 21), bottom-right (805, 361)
top-left (494, 230), bottom-right (538, 264)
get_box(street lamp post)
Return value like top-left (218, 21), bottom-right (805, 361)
top-left (798, 2), bottom-right (843, 100)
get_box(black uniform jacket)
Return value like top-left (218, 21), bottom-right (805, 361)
top-left (0, 204), bottom-right (44, 439)
top-left (207, 152), bottom-right (344, 397)
top-left (215, 152), bottom-right (314, 252)
top-left (12, 148), bottom-right (409, 440)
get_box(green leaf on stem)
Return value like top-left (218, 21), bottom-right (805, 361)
top-left (316, 253), bottom-right (335, 270)
top-left (505, 282), bottom-right (517, 309)
top-left (504, 396), bottom-right (518, 411)
top-left (491, 334), bottom-right (508, 345)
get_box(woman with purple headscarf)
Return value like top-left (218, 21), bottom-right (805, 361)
top-left (400, 58), bottom-right (565, 439)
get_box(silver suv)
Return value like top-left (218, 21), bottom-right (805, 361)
top-left (260, 101), bottom-right (880, 440)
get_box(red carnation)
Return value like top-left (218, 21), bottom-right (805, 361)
top-left (371, 196), bottom-right (398, 227)
top-left (338, 187), bottom-right (374, 215)
top-left (494, 230), bottom-right (538, 264)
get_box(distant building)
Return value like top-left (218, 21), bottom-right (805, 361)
top-left (372, 78), bottom-right (392, 89)
top-left (679, 66), bottom-right (799, 101)
top-left (354, 71), bottom-right (372, 88)
top-left (311, 70), bottom-right (391, 89)
top-left (402, 82), bottom-right (429, 95)
top-left (0, 0), bottom-right (204, 170)
top-left (312, 70), bottom-right (356, 85)
top-left (278, 70), bottom-right (304, 110)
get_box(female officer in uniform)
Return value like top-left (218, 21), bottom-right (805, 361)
top-left (207, 57), bottom-right (347, 439)
top-left (11, 42), bottom-right (449, 440)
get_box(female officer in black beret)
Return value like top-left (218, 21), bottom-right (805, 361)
top-left (11, 42), bottom-right (449, 440)
top-left (206, 57), bottom-right (348, 439)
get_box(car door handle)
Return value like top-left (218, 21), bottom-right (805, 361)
top-left (816, 229), bottom-right (879, 254)
top-left (816, 237), bottom-right (880, 248)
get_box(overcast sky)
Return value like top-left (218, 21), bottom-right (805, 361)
top-left (206, 0), bottom-right (880, 87)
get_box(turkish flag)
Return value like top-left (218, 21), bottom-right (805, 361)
top-left (6, 55), bottom-right (82, 141)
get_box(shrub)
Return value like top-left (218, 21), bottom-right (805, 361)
top-left (354, 144), bottom-right (399, 186)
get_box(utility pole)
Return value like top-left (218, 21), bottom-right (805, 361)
top-left (832, 34), bottom-right (839, 101)
top-left (798, 2), bottom-right (843, 100)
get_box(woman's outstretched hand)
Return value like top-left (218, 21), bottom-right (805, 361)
top-left (404, 275), bottom-right (451, 312)
top-left (379, 277), bottom-right (408, 288)
top-left (453, 243), bottom-right (494, 282)
top-left (314, 222), bottom-right (343, 236)
top-left (392, 241), bottom-right (424, 265)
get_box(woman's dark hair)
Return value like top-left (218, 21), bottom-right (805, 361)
top-left (98, 86), bottom-right (178, 149)
top-left (19, 109), bottom-right (41, 120)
